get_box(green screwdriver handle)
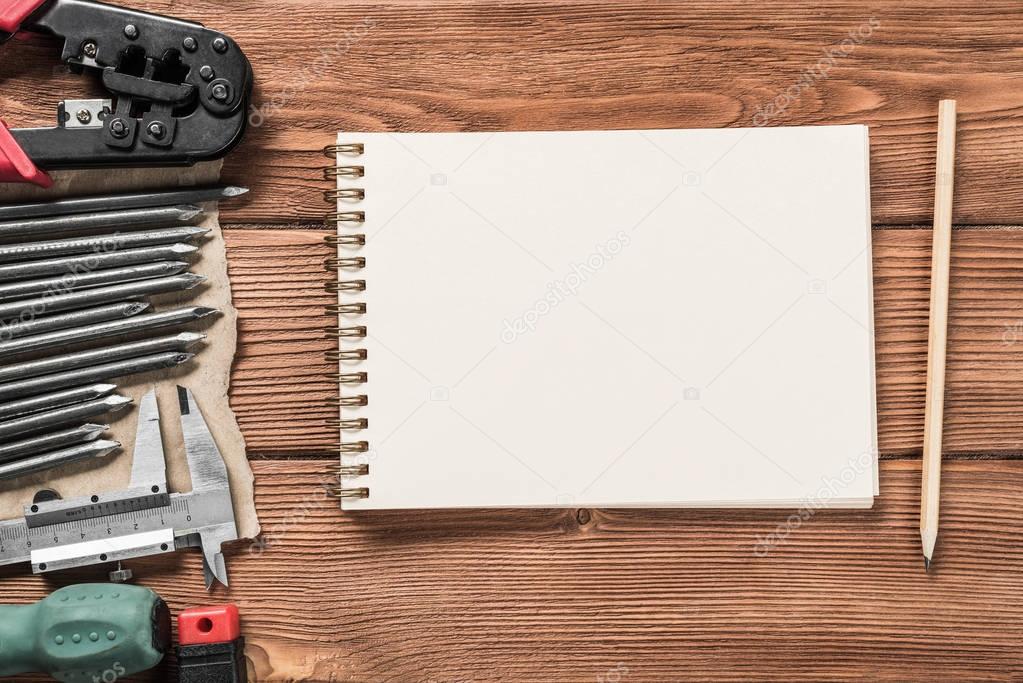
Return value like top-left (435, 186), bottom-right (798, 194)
top-left (0, 583), bottom-right (170, 682)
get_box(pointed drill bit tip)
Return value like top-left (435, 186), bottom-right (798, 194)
top-left (173, 352), bottom-right (197, 365)
top-left (222, 186), bottom-right (249, 198)
top-left (181, 273), bottom-right (208, 288)
top-left (91, 439), bottom-right (122, 456)
top-left (90, 383), bottom-right (118, 394)
top-left (161, 261), bottom-right (191, 272)
top-left (125, 301), bottom-right (153, 316)
top-left (104, 395), bottom-right (134, 410)
top-left (191, 306), bottom-right (221, 319)
top-left (169, 243), bottom-right (200, 255)
top-left (177, 205), bottom-right (205, 221)
top-left (182, 226), bottom-right (213, 238)
top-left (82, 423), bottom-right (109, 438)
top-left (175, 331), bottom-right (208, 345)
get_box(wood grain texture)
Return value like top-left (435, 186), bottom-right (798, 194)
top-left (2, 459), bottom-right (1022, 682)
top-left (2, 3), bottom-right (1023, 681)
top-left (226, 227), bottom-right (1023, 457)
top-left (1, 2), bottom-right (1022, 224)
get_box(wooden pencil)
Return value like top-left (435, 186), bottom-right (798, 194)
top-left (921, 99), bottom-right (957, 571)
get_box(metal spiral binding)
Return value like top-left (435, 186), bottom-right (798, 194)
top-left (323, 140), bottom-right (369, 501)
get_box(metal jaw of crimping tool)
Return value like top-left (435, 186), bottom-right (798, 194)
top-left (0, 0), bottom-right (253, 188)
top-left (0, 387), bottom-right (239, 589)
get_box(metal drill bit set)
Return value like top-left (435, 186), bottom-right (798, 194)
top-left (0, 185), bottom-right (246, 482)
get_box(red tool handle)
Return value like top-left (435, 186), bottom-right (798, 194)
top-left (0, 0), bottom-right (47, 33)
top-left (178, 604), bottom-right (241, 646)
top-left (0, 120), bottom-right (52, 188)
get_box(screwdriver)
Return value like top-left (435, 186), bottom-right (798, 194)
top-left (0, 583), bottom-right (170, 680)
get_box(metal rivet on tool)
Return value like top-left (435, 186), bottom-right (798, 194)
top-left (211, 84), bottom-right (229, 102)
top-left (82, 41), bottom-right (97, 58)
top-left (148, 122), bottom-right (166, 140)
top-left (123, 24), bottom-right (139, 40)
top-left (71, 634), bottom-right (81, 643)
top-left (75, 109), bottom-right (92, 125)
top-left (55, 635), bottom-right (64, 645)
top-left (212, 37), bottom-right (228, 53)
top-left (183, 36), bottom-right (198, 52)
top-left (109, 118), bottom-right (128, 138)
top-left (107, 631), bottom-right (116, 641)
top-left (89, 632), bottom-right (99, 642)
top-left (199, 65), bottom-right (215, 81)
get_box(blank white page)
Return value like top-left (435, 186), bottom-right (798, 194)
top-left (335, 126), bottom-right (877, 510)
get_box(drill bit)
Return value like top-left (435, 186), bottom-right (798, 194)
top-left (0, 244), bottom-right (198, 283)
top-left (0, 186), bottom-right (247, 221)
top-left (0, 384), bottom-right (117, 420)
top-left (0, 273), bottom-right (206, 321)
top-left (0, 353), bottom-right (195, 401)
top-left (0, 439), bottom-right (120, 481)
top-left (0, 332), bottom-right (205, 384)
top-left (0, 226), bottom-right (209, 264)
top-left (0, 306), bottom-right (217, 357)
top-left (0, 395), bottom-right (132, 441)
top-left (0, 262), bottom-right (190, 302)
top-left (0, 423), bottom-right (107, 464)
top-left (0, 205), bottom-right (203, 240)
top-left (0, 302), bottom-right (150, 341)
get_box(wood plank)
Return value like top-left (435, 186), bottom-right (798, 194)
top-left (2, 2), bottom-right (1022, 224)
top-left (226, 227), bottom-right (1023, 456)
top-left (2, 459), bottom-right (1021, 681)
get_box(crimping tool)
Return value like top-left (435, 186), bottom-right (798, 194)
top-left (0, 0), bottom-right (253, 188)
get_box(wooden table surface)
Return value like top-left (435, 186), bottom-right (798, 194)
top-left (3, 2), bottom-right (1023, 681)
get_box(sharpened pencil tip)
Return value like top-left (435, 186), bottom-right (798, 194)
top-left (923, 556), bottom-right (931, 572)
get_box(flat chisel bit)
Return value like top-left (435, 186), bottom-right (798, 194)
top-left (0, 395), bottom-right (132, 441)
top-left (0, 186), bottom-right (247, 221)
top-left (0, 423), bottom-right (107, 464)
top-left (0, 302), bottom-right (150, 341)
top-left (0, 306), bottom-right (217, 357)
top-left (0, 262), bottom-right (190, 302)
top-left (0, 205), bottom-right (203, 241)
top-left (0, 383), bottom-right (117, 420)
top-left (0, 332), bottom-right (205, 384)
top-left (0, 353), bottom-right (195, 401)
top-left (0, 244), bottom-right (198, 283)
top-left (0, 273), bottom-right (206, 321)
top-left (0, 439), bottom-right (120, 481)
top-left (0, 227), bottom-right (209, 264)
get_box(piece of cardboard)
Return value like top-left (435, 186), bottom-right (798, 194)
top-left (0, 163), bottom-right (259, 545)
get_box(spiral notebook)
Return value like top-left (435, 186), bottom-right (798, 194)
top-left (323, 126), bottom-right (877, 510)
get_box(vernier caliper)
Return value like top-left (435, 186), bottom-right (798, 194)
top-left (0, 386), bottom-right (238, 588)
